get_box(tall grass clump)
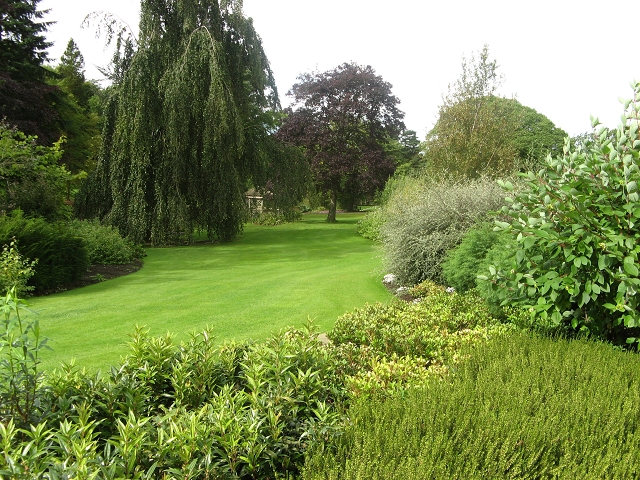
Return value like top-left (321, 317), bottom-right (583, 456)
top-left (380, 175), bottom-right (508, 285)
top-left (304, 332), bottom-right (640, 479)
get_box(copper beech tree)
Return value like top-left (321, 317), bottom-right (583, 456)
top-left (278, 63), bottom-right (405, 222)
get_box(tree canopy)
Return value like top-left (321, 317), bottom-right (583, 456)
top-left (76, 0), bottom-right (307, 245)
top-left (424, 45), bottom-right (567, 178)
top-left (0, 0), bottom-right (59, 144)
top-left (278, 62), bottom-right (405, 221)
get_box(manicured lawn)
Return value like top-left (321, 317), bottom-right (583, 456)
top-left (31, 213), bottom-right (390, 371)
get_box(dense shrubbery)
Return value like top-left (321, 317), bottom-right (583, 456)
top-left (304, 332), bottom-right (640, 479)
top-left (355, 207), bottom-right (384, 241)
top-left (67, 219), bottom-right (144, 264)
top-left (0, 211), bottom-right (88, 293)
top-left (249, 210), bottom-right (302, 226)
top-left (0, 124), bottom-right (71, 222)
top-left (1, 320), bottom-right (345, 478)
top-left (329, 281), bottom-right (514, 397)
top-left (486, 84), bottom-right (640, 343)
top-left (380, 175), bottom-right (508, 285)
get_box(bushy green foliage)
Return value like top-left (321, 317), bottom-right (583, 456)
top-left (304, 332), bottom-right (640, 479)
top-left (0, 239), bottom-right (36, 296)
top-left (0, 289), bottom-right (49, 430)
top-left (442, 222), bottom-right (512, 293)
top-left (329, 283), bottom-right (514, 397)
top-left (0, 211), bottom-right (88, 293)
top-left (355, 207), bottom-right (384, 241)
top-left (66, 219), bottom-right (143, 265)
top-left (381, 175), bottom-right (507, 285)
top-left (1, 323), bottom-right (345, 478)
top-left (249, 210), bottom-right (302, 226)
top-left (486, 84), bottom-right (640, 343)
top-left (0, 123), bottom-right (71, 221)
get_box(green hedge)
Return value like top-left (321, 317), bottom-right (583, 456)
top-left (0, 212), bottom-right (88, 293)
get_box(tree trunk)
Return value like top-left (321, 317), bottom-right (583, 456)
top-left (327, 189), bottom-right (337, 222)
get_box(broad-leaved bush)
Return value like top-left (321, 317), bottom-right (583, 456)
top-left (485, 83), bottom-right (640, 343)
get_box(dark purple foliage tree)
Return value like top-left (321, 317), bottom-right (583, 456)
top-left (278, 62), bottom-right (405, 222)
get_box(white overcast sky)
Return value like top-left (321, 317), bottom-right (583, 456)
top-left (41, 0), bottom-right (639, 138)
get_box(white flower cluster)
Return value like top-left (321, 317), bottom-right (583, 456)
top-left (382, 273), bottom-right (397, 285)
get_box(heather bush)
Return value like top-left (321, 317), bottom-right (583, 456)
top-left (67, 219), bottom-right (144, 264)
top-left (485, 83), bottom-right (640, 344)
top-left (381, 175), bottom-right (508, 285)
top-left (303, 332), bottom-right (640, 479)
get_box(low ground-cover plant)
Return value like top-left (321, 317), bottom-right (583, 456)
top-left (66, 219), bottom-right (144, 265)
top-left (486, 83), bottom-right (640, 344)
top-left (304, 331), bottom-right (640, 479)
top-left (329, 281), bottom-right (515, 397)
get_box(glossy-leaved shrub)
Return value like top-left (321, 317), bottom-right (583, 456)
top-left (485, 83), bottom-right (640, 344)
top-left (3, 324), bottom-right (345, 478)
top-left (0, 211), bottom-right (88, 293)
top-left (381, 175), bottom-right (507, 285)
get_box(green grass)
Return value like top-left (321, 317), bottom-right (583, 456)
top-left (30, 213), bottom-right (390, 371)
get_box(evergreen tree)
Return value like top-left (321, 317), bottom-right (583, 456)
top-left (0, 0), bottom-right (59, 144)
top-left (52, 39), bottom-right (101, 175)
top-left (76, 0), bottom-right (307, 245)
top-left (57, 39), bottom-right (91, 109)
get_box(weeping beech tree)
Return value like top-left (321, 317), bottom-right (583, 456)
top-left (76, 0), bottom-right (307, 244)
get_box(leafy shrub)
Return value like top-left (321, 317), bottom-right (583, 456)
top-left (0, 239), bottom-right (37, 296)
top-left (486, 83), bottom-right (640, 344)
top-left (3, 323), bottom-right (345, 478)
top-left (381, 175), bottom-right (508, 285)
top-left (0, 123), bottom-right (71, 221)
top-left (66, 219), bottom-right (144, 264)
top-left (0, 211), bottom-right (88, 293)
top-left (355, 207), bottom-right (385, 241)
top-left (442, 222), bottom-right (512, 293)
top-left (0, 289), bottom-right (48, 429)
top-left (329, 285), bottom-right (514, 397)
top-left (249, 210), bottom-right (301, 226)
top-left (304, 332), bottom-right (640, 479)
